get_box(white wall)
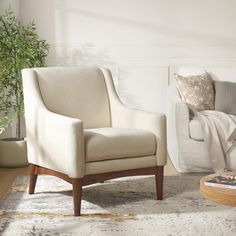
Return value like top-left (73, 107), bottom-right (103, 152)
top-left (0, 0), bottom-right (19, 15)
top-left (7, 0), bottom-right (236, 114)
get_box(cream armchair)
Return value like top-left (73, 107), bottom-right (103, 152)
top-left (22, 67), bottom-right (167, 216)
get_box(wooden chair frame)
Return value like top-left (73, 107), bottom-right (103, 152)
top-left (29, 164), bottom-right (164, 216)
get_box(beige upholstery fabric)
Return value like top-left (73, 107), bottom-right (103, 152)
top-left (101, 68), bottom-right (167, 167)
top-left (22, 67), bottom-right (167, 178)
top-left (85, 155), bottom-right (157, 175)
top-left (175, 73), bottom-right (215, 111)
top-left (85, 128), bottom-right (156, 162)
top-left (35, 67), bottom-right (111, 128)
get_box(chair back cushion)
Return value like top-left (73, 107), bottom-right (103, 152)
top-left (34, 67), bottom-right (111, 128)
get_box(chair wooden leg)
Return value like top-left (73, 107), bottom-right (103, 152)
top-left (29, 164), bottom-right (38, 194)
top-left (155, 166), bottom-right (164, 200)
top-left (72, 178), bottom-right (83, 216)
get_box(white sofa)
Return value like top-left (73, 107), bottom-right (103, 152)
top-left (167, 67), bottom-right (236, 172)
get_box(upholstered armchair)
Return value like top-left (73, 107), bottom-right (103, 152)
top-left (22, 67), bottom-right (167, 216)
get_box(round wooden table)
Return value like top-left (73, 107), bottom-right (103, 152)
top-left (200, 174), bottom-right (236, 207)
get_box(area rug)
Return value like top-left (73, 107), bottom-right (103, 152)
top-left (0, 174), bottom-right (236, 236)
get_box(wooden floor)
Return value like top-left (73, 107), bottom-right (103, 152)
top-left (0, 156), bottom-right (177, 200)
top-left (0, 166), bottom-right (28, 199)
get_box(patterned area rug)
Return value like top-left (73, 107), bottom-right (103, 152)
top-left (0, 174), bottom-right (236, 236)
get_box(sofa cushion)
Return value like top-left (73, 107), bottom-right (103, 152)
top-left (175, 73), bottom-right (215, 111)
top-left (189, 119), bottom-right (204, 141)
top-left (214, 81), bottom-right (236, 115)
top-left (84, 128), bottom-right (156, 162)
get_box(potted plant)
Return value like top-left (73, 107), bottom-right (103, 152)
top-left (0, 8), bottom-right (49, 167)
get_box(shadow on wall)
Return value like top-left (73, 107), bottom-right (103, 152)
top-left (54, 3), bottom-right (232, 45)
top-left (46, 0), bottom-right (165, 110)
top-left (48, 43), bottom-right (119, 89)
top-left (48, 44), bottom-right (142, 109)
top-left (50, 43), bottom-right (116, 68)
top-left (117, 68), bottom-right (142, 109)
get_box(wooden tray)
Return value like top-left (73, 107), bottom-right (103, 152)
top-left (200, 173), bottom-right (236, 207)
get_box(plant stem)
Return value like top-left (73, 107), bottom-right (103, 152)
top-left (15, 89), bottom-right (21, 140)
top-left (16, 114), bottom-right (21, 140)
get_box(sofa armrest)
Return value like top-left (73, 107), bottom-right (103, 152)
top-left (167, 85), bottom-right (190, 139)
top-left (100, 68), bottom-right (167, 166)
top-left (167, 85), bottom-right (191, 169)
top-left (22, 69), bottom-right (85, 178)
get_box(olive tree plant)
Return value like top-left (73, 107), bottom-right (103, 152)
top-left (0, 8), bottom-right (49, 140)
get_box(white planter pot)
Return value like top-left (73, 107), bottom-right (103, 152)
top-left (0, 138), bottom-right (28, 167)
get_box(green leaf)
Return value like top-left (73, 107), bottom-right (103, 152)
top-left (0, 6), bottom-right (50, 136)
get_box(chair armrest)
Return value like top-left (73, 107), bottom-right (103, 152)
top-left (118, 108), bottom-right (167, 166)
top-left (22, 69), bottom-right (85, 178)
top-left (100, 68), bottom-right (167, 166)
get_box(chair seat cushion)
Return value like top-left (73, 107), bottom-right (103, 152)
top-left (189, 118), bottom-right (204, 141)
top-left (84, 128), bottom-right (156, 162)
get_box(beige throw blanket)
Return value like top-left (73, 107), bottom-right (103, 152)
top-left (192, 110), bottom-right (236, 171)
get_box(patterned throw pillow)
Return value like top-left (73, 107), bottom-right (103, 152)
top-left (175, 73), bottom-right (215, 111)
